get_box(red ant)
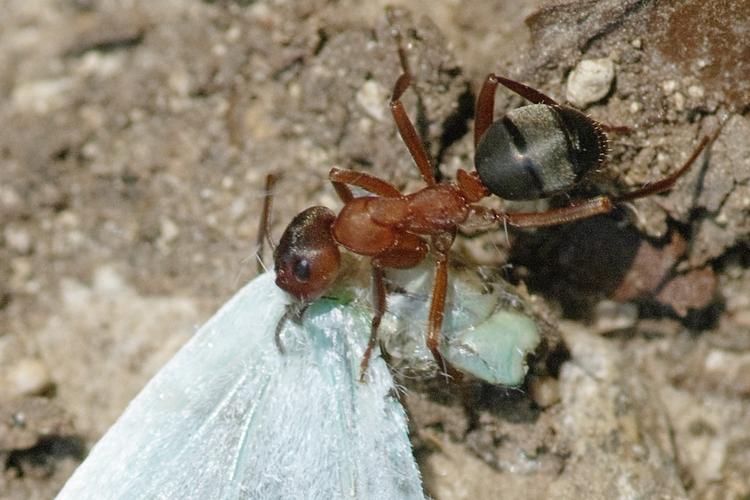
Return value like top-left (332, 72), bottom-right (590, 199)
top-left (273, 41), bottom-right (716, 382)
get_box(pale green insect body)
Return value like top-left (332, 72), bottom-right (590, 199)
top-left (333, 258), bottom-right (543, 386)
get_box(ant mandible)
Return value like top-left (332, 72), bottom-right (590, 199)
top-left (273, 37), bottom-right (713, 382)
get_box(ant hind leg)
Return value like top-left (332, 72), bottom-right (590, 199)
top-left (475, 74), bottom-right (559, 147)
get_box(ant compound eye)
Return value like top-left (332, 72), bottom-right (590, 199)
top-left (292, 258), bottom-right (311, 282)
top-left (274, 206), bottom-right (341, 301)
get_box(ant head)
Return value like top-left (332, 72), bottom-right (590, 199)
top-left (274, 206), bottom-right (341, 302)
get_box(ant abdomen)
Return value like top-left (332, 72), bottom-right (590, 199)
top-left (474, 104), bottom-right (608, 200)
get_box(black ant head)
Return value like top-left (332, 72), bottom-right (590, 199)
top-left (274, 206), bottom-right (341, 302)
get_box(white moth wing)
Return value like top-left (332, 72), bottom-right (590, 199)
top-left (55, 272), bottom-right (424, 500)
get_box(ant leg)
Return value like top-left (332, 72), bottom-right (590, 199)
top-left (498, 197), bottom-right (615, 228)
top-left (359, 232), bottom-right (428, 381)
top-left (329, 167), bottom-right (402, 202)
top-left (391, 74), bottom-right (437, 186)
top-left (475, 74), bottom-right (558, 147)
top-left (475, 75), bottom-right (499, 147)
top-left (256, 173), bottom-right (279, 274)
top-left (359, 264), bottom-right (387, 382)
top-left (494, 74), bottom-right (559, 106)
top-left (426, 232), bottom-right (463, 381)
top-left (387, 29), bottom-right (437, 186)
top-left (615, 135), bottom-right (710, 202)
top-left (599, 123), bottom-right (634, 135)
top-left (427, 254), bottom-right (448, 360)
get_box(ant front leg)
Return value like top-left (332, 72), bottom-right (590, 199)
top-left (475, 74), bottom-right (559, 147)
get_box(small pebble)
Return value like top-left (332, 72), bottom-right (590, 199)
top-left (529, 375), bottom-right (560, 408)
top-left (687, 85), bottom-right (705, 99)
top-left (12, 77), bottom-right (74, 114)
top-left (662, 80), bottom-right (678, 95)
top-left (157, 217), bottom-right (180, 247)
top-left (593, 300), bottom-right (638, 334)
top-left (566, 58), bottom-right (615, 107)
top-left (2, 358), bottom-right (53, 398)
top-left (673, 92), bottom-right (686, 111)
top-left (3, 225), bottom-right (33, 255)
top-left (0, 187), bottom-right (22, 211)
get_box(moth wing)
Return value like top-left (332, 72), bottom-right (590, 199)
top-left (56, 272), bottom-right (424, 500)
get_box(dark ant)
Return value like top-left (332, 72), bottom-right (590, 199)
top-left (273, 40), bottom-right (716, 382)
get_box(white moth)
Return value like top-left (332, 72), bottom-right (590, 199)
top-left (55, 259), bottom-right (540, 499)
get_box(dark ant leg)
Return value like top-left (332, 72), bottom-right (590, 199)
top-left (329, 167), bottom-right (402, 201)
top-left (256, 173), bottom-right (278, 274)
top-left (615, 135), bottom-right (710, 202)
top-left (494, 74), bottom-right (559, 106)
top-left (599, 123), bottom-right (634, 135)
top-left (474, 75), bottom-right (498, 147)
top-left (359, 265), bottom-right (387, 382)
top-left (475, 74), bottom-right (559, 147)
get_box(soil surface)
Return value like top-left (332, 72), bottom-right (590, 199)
top-left (1, 1), bottom-right (749, 499)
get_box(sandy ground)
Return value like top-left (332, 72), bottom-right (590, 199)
top-left (1, 0), bottom-right (749, 499)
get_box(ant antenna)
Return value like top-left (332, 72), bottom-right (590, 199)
top-left (256, 173), bottom-right (279, 274)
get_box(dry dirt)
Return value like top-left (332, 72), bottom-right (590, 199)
top-left (1, 1), bottom-right (749, 499)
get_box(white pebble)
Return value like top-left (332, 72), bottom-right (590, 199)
top-left (662, 80), bottom-right (678, 95)
top-left (566, 58), bottom-right (616, 107)
top-left (2, 358), bottom-right (53, 398)
top-left (593, 300), bottom-right (638, 334)
top-left (687, 85), bottom-right (705, 99)
top-left (158, 217), bottom-right (180, 245)
top-left (12, 77), bottom-right (74, 114)
top-left (673, 92), bottom-right (685, 111)
top-left (4, 225), bottom-right (33, 255)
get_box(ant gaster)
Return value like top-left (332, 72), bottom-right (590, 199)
top-left (274, 43), bottom-right (714, 382)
